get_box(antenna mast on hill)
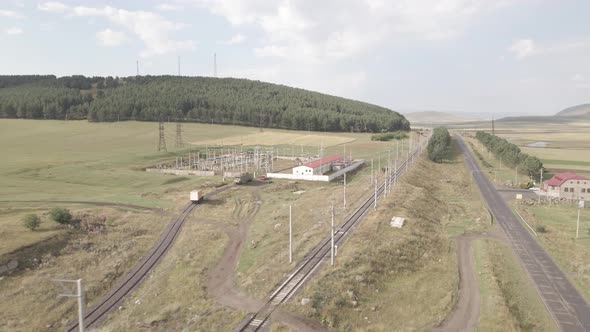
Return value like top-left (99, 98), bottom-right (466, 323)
top-left (158, 119), bottom-right (167, 152)
top-left (175, 122), bottom-right (183, 148)
top-left (214, 53), bottom-right (217, 77)
top-left (136, 60), bottom-right (139, 76)
top-left (178, 56), bottom-right (181, 76)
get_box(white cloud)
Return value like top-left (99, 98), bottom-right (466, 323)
top-left (156, 3), bottom-right (184, 11)
top-left (4, 27), bottom-right (23, 35)
top-left (0, 9), bottom-right (24, 18)
top-left (38, 1), bottom-right (68, 13)
top-left (38, 2), bottom-right (195, 57)
top-left (509, 39), bottom-right (536, 59)
top-left (508, 38), bottom-right (590, 59)
top-left (96, 28), bottom-right (125, 47)
top-left (254, 45), bottom-right (288, 57)
top-left (572, 74), bottom-right (585, 82)
top-left (218, 33), bottom-right (246, 45)
top-left (197, 0), bottom-right (512, 63)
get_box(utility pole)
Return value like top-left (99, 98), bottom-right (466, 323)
top-left (136, 59), bottom-right (139, 76)
top-left (53, 278), bottom-right (85, 332)
top-left (175, 122), bottom-right (183, 148)
top-left (289, 205), bottom-right (292, 263)
top-left (158, 119), bottom-right (167, 152)
top-left (576, 203), bottom-right (582, 240)
top-left (343, 172), bottom-right (347, 210)
top-left (539, 167), bottom-right (544, 204)
top-left (331, 202), bottom-right (335, 266)
top-left (394, 159), bottom-right (397, 187)
top-left (374, 175), bottom-right (377, 210)
top-left (515, 167), bottom-right (518, 186)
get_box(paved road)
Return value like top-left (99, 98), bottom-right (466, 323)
top-left (457, 135), bottom-right (590, 332)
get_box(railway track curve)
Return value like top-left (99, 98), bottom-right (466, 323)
top-left (65, 185), bottom-right (233, 331)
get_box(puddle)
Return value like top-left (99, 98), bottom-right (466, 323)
top-left (526, 141), bottom-right (550, 148)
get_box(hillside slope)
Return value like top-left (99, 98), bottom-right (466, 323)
top-left (555, 103), bottom-right (590, 118)
top-left (0, 75), bottom-right (409, 133)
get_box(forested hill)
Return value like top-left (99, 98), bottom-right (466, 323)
top-left (0, 75), bottom-right (409, 132)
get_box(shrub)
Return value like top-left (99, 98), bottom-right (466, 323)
top-left (536, 225), bottom-right (547, 233)
top-left (50, 207), bottom-right (72, 225)
top-left (23, 214), bottom-right (41, 231)
top-left (370, 131), bottom-right (408, 141)
top-left (427, 127), bottom-right (451, 163)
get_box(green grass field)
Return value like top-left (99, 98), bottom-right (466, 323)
top-left (516, 204), bottom-right (590, 301)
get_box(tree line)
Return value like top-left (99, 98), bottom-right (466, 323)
top-left (0, 75), bottom-right (410, 133)
top-left (427, 127), bottom-right (452, 162)
top-left (476, 131), bottom-right (543, 178)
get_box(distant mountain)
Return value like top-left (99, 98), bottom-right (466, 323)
top-left (403, 111), bottom-right (479, 124)
top-left (555, 104), bottom-right (590, 118)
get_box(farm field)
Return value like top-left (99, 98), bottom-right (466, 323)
top-left (457, 122), bottom-right (590, 175)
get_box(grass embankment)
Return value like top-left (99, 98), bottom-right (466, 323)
top-left (474, 239), bottom-right (558, 332)
top-left (516, 203), bottom-right (590, 301)
top-left (273, 140), bottom-right (490, 330)
top-left (0, 207), bottom-right (167, 331)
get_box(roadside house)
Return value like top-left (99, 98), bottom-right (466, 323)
top-left (543, 172), bottom-right (590, 200)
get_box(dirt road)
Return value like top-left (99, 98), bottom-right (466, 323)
top-left (434, 233), bottom-right (481, 332)
top-left (205, 188), bottom-right (329, 331)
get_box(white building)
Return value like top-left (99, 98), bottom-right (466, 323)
top-left (292, 154), bottom-right (343, 176)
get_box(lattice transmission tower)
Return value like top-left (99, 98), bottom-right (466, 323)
top-left (158, 120), bottom-right (167, 152)
top-left (175, 122), bottom-right (183, 148)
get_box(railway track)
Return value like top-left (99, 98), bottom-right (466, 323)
top-left (237, 143), bottom-right (426, 331)
top-left (65, 185), bottom-right (233, 331)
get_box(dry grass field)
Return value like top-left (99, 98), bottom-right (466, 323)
top-left (270, 141), bottom-right (554, 331)
top-left (516, 203), bottom-right (590, 301)
top-left (0, 119), bottom-right (415, 330)
top-left (193, 131), bottom-right (357, 147)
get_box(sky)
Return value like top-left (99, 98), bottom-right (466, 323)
top-left (1, 0), bottom-right (590, 116)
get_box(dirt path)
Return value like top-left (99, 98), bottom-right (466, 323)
top-left (0, 200), bottom-right (162, 212)
top-left (205, 188), bottom-right (329, 332)
top-left (435, 227), bottom-right (505, 332)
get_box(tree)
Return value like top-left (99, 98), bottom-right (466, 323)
top-left (50, 207), bottom-right (72, 225)
top-left (427, 127), bottom-right (451, 163)
top-left (23, 213), bottom-right (41, 231)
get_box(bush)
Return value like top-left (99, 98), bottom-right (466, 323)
top-left (427, 127), bottom-right (451, 163)
top-left (536, 225), bottom-right (547, 233)
top-left (23, 214), bottom-right (41, 231)
top-left (50, 207), bottom-right (72, 225)
top-left (370, 131), bottom-right (408, 141)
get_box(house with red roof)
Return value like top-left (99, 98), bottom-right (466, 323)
top-left (293, 154), bottom-right (344, 176)
top-left (543, 172), bottom-right (590, 200)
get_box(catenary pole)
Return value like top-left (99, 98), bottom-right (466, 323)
top-left (289, 205), bottom-right (292, 263)
top-left (331, 202), bottom-right (335, 266)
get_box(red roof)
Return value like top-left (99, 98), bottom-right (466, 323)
top-left (303, 154), bottom-right (343, 169)
top-left (545, 172), bottom-right (590, 187)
